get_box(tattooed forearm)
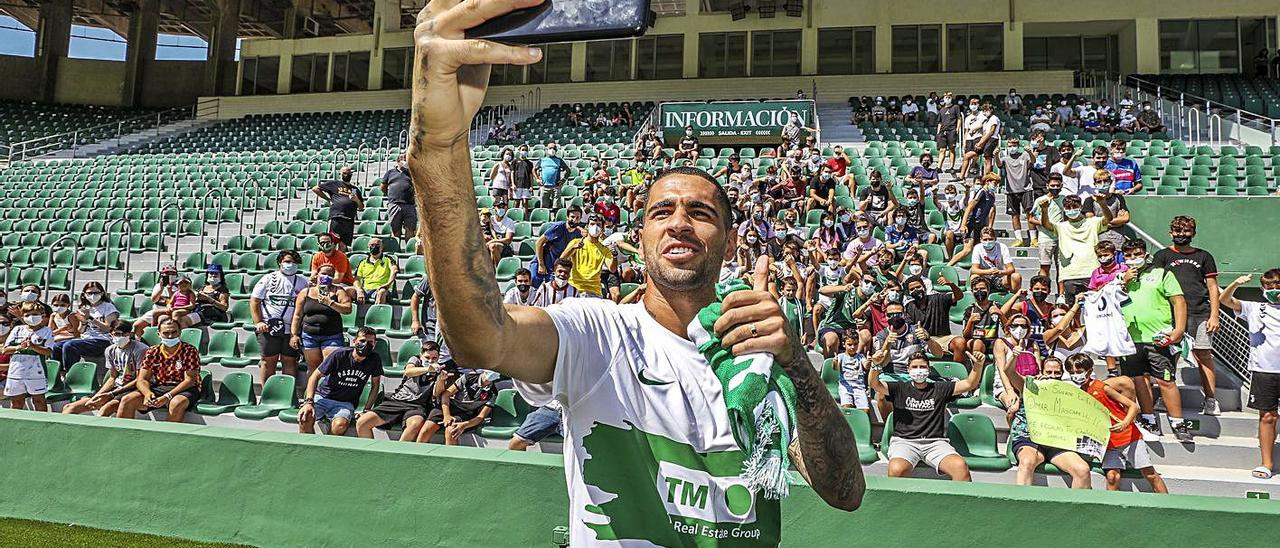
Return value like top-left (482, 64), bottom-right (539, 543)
top-left (784, 338), bottom-right (866, 511)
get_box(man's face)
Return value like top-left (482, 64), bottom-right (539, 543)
top-left (158, 321), bottom-right (180, 340)
top-left (515, 273), bottom-right (531, 287)
top-left (1092, 150), bottom-right (1107, 166)
top-left (422, 349), bottom-right (440, 365)
top-left (641, 175), bottom-right (732, 292)
top-left (355, 332), bottom-right (376, 348)
top-left (781, 283), bottom-right (796, 299)
top-left (907, 360), bottom-right (931, 378)
top-left (1007, 138), bottom-right (1020, 149)
top-left (567, 211), bottom-right (582, 227)
top-left (1043, 362), bottom-right (1066, 379)
top-left (553, 265), bottom-right (571, 280)
top-left (855, 221), bottom-right (871, 238)
top-left (1047, 181), bottom-right (1062, 195)
top-left (1123, 248), bottom-right (1147, 264)
top-left (1170, 225), bottom-right (1195, 241)
top-left (1059, 146), bottom-right (1074, 157)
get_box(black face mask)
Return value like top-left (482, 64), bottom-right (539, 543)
top-left (887, 314), bottom-right (907, 331)
top-left (1032, 290), bottom-right (1049, 302)
top-left (517, 283), bottom-right (530, 292)
top-left (1172, 235), bottom-right (1193, 246)
top-left (354, 341), bottom-right (373, 357)
top-left (910, 289), bottom-right (926, 302)
top-left (973, 289), bottom-right (990, 302)
top-left (369, 247), bottom-right (382, 255)
top-left (1048, 188), bottom-right (1061, 197)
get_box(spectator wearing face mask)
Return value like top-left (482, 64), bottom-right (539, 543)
top-left (1117, 239), bottom-right (1190, 442)
top-left (117, 318), bottom-right (200, 422)
top-left (909, 153), bottom-right (940, 190)
top-left (1004, 89), bottom-right (1023, 114)
top-left (62, 320), bottom-right (146, 417)
top-left (48, 293), bottom-right (79, 346)
top-left (1054, 99), bottom-right (1075, 126)
top-left (869, 351), bottom-right (986, 481)
top-left (531, 206), bottom-right (583, 288)
top-left (561, 215), bottom-right (616, 297)
top-left (1001, 355), bottom-right (1093, 489)
top-left (311, 232), bottom-right (355, 287)
top-left (311, 166), bottom-right (364, 249)
top-left (1073, 146), bottom-right (1107, 199)
top-left (1029, 107), bottom-right (1053, 133)
top-left (843, 217), bottom-right (886, 272)
top-left (488, 147), bottom-right (514, 200)
top-left (357, 341), bottom-right (448, 441)
top-left (420, 369), bottom-right (499, 445)
top-left (536, 142), bottom-right (568, 209)
top-left (1029, 175), bottom-right (1065, 278)
top-left (935, 92), bottom-right (962, 173)
top-left (1103, 140), bottom-right (1143, 195)
top-left (1000, 275), bottom-right (1058, 353)
top-left (503, 268), bottom-right (536, 306)
top-left (958, 277), bottom-right (1003, 365)
top-left (1065, 354), bottom-right (1169, 493)
top-left (250, 250), bottom-right (307, 389)
top-left (1083, 170), bottom-right (1132, 249)
top-left (509, 146), bottom-right (535, 210)
top-left (998, 136), bottom-right (1034, 247)
top-left (970, 227), bottom-right (1021, 294)
top-left (856, 171), bottom-right (896, 228)
top-left (870, 97), bottom-right (888, 122)
top-left (298, 327), bottom-right (383, 436)
top-left (806, 165), bottom-right (837, 213)
top-left (1135, 103), bottom-right (1164, 133)
top-left (1050, 142), bottom-right (1083, 197)
top-left (354, 238), bottom-right (399, 305)
top-left (825, 145), bottom-right (852, 184)
top-left (933, 183), bottom-right (969, 261)
top-left (481, 204), bottom-right (516, 268)
top-left (178, 264), bottom-right (230, 329)
top-left (815, 271), bottom-right (877, 359)
top-left (381, 154), bottom-right (417, 242)
top-left (870, 299), bottom-right (941, 377)
top-left (49, 282), bottom-right (119, 372)
top-left (593, 192), bottom-right (621, 226)
top-left (292, 264), bottom-right (355, 373)
top-left (905, 274), bottom-right (962, 349)
top-left (947, 173), bottom-right (998, 268)
top-left (132, 266), bottom-right (179, 336)
top-left (532, 259), bottom-right (582, 307)
top-left (2, 302), bottom-right (52, 411)
top-left (1220, 269), bottom-right (1280, 478)
top-left (1039, 192), bottom-right (1113, 303)
top-left (901, 97), bottom-right (920, 122)
top-left (1151, 216), bottom-right (1221, 416)
top-left (675, 126), bottom-right (700, 161)
top-left (962, 103), bottom-right (1001, 179)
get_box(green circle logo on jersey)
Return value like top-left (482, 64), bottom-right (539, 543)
top-left (724, 484), bottom-right (753, 517)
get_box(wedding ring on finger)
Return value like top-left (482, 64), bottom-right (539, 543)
top-left (750, 323), bottom-right (759, 338)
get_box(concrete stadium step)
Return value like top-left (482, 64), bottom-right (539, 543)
top-left (816, 103), bottom-right (863, 143)
top-left (39, 119), bottom-right (222, 159)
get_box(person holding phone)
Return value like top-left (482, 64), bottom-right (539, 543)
top-left (406, 3), bottom-right (865, 544)
top-left (250, 250), bottom-right (308, 388)
top-left (291, 264), bottom-right (354, 371)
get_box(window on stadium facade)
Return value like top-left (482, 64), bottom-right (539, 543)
top-left (331, 51), bottom-right (369, 92)
top-left (698, 32), bottom-right (747, 78)
top-left (528, 43), bottom-right (572, 84)
top-left (751, 30), bottom-right (801, 77)
top-left (1159, 18), bottom-right (1272, 73)
top-left (586, 39), bottom-right (633, 82)
top-left (291, 53), bottom-right (329, 93)
top-left (817, 27), bottom-right (875, 75)
top-left (946, 23), bottom-right (1003, 72)
top-left (239, 56), bottom-right (279, 95)
top-left (636, 34), bottom-right (684, 80)
top-left (891, 25), bottom-right (940, 73)
top-left (381, 47), bottom-right (410, 90)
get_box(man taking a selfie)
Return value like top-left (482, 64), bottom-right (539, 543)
top-left (407, 1), bottom-right (864, 545)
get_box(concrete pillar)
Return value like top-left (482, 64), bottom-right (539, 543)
top-left (800, 25), bottom-right (818, 75)
top-left (376, 0), bottom-right (400, 32)
top-left (874, 23), bottom-right (892, 73)
top-left (682, 31), bottom-right (699, 78)
top-left (122, 0), bottom-right (159, 107)
top-left (1003, 21), bottom-right (1023, 71)
top-left (570, 41), bottom-right (586, 82)
top-left (1133, 18), bottom-right (1161, 74)
top-left (203, 0), bottom-right (242, 96)
top-left (35, 0), bottom-right (73, 102)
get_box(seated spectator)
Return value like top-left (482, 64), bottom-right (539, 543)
top-left (1054, 99), bottom-right (1075, 126)
top-left (509, 400), bottom-right (563, 451)
top-left (50, 282), bottom-right (119, 372)
top-left (179, 264), bottom-right (230, 328)
top-left (311, 232), bottom-right (355, 288)
top-left (251, 251), bottom-right (307, 388)
top-left (1067, 354), bottom-right (1169, 493)
top-left (905, 274), bottom-right (962, 352)
top-left (49, 293), bottom-right (79, 345)
top-left (594, 193), bottom-right (621, 226)
top-left (909, 153), bottom-right (940, 189)
top-left (870, 300), bottom-right (943, 416)
top-left (418, 369), bottom-right (499, 445)
top-left (674, 126), bottom-right (700, 161)
top-left (1136, 102), bottom-right (1165, 133)
top-left (133, 265), bottom-right (178, 335)
top-left (299, 327), bottom-right (384, 436)
top-left (946, 174), bottom-right (997, 267)
top-left (1029, 107), bottom-right (1054, 133)
top-left (291, 264), bottom-right (354, 372)
top-left (1004, 89), bottom-right (1024, 115)
top-left (825, 145), bottom-right (852, 184)
top-left (901, 97), bottom-right (920, 121)
top-left (856, 170), bottom-right (896, 227)
top-left (117, 318), bottom-right (200, 422)
top-left (870, 97), bottom-right (888, 121)
top-left (354, 238), bottom-right (399, 305)
top-left (1001, 355), bottom-right (1093, 488)
top-left (1117, 107), bottom-right (1138, 132)
top-left (503, 268), bottom-right (536, 306)
top-left (531, 259), bottom-right (581, 307)
top-left (806, 165), bottom-right (837, 213)
top-left (956, 277), bottom-right (1003, 364)
top-left (843, 217), bottom-right (885, 270)
top-left (561, 214), bottom-right (616, 297)
top-left (3, 302), bottom-right (53, 411)
top-left (482, 204), bottom-right (517, 268)
top-left (62, 320), bottom-right (145, 417)
top-left (357, 341), bottom-right (451, 441)
top-left (970, 227), bottom-right (1022, 293)
top-left (566, 103), bottom-right (584, 126)
top-left (869, 351), bottom-right (987, 481)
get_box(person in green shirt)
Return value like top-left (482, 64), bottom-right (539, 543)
top-left (354, 238), bottom-right (400, 304)
top-left (815, 274), bottom-right (879, 358)
top-left (774, 277), bottom-right (808, 348)
top-left (1118, 238), bottom-right (1190, 442)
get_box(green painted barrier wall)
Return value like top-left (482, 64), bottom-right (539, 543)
top-left (3, 410), bottom-right (1278, 547)
top-left (1127, 196), bottom-right (1280, 282)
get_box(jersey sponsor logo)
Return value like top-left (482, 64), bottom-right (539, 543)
top-left (637, 366), bottom-right (675, 386)
top-left (658, 461), bottom-right (756, 523)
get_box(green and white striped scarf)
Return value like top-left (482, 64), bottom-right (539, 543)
top-left (687, 279), bottom-right (798, 500)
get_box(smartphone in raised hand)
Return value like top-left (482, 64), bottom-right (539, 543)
top-left (465, 0), bottom-right (651, 45)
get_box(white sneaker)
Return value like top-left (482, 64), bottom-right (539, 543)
top-left (1138, 418), bottom-right (1162, 442)
top-left (1202, 397), bottom-right (1221, 416)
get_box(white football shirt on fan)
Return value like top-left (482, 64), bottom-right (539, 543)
top-left (1082, 283), bottom-right (1135, 357)
top-left (516, 298), bottom-right (792, 547)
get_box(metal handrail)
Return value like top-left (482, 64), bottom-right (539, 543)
top-left (102, 218), bottom-right (133, 294)
top-left (1123, 74), bottom-right (1279, 145)
top-left (200, 188), bottom-right (226, 259)
top-left (5, 103), bottom-right (195, 163)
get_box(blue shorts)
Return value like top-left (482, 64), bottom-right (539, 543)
top-left (301, 332), bottom-right (345, 350)
top-left (513, 406), bottom-right (562, 444)
top-left (314, 397), bottom-right (355, 422)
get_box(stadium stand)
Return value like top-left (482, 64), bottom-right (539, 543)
top-left (1129, 74), bottom-right (1280, 119)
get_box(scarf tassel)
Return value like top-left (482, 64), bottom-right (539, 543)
top-left (740, 404), bottom-right (790, 500)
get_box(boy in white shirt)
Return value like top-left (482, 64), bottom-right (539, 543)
top-left (3, 302), bottom-right (54, 411)
top-left (835, 333), bottom-right (870, 410)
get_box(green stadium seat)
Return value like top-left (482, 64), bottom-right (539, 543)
top-left (233, 374), bottom-right (296, 419)
top-left (842, 408), bottom-right (880, 465)
top-left (479, 389), bottom-right (535, 439)
top-left (47, 361), bottom-right (97, 402)
top-left (195, 371), bottom-right (255, 415)
top-left (948, 414), bottom-right (1011, 471)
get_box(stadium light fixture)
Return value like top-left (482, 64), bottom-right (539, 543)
top-left (783, 0), bottom-right (802, 17)
top-left (756, 0), bottom-right (775, 18)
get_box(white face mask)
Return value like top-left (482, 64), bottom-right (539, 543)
top-left (746, 236), bottom-right (758, 245)
top-left (1128, 256), bottom-right (1146, 269)
top-left (1010, 326), bottom-right (1028, 340)
top-left (85, 293), bottom-right (103, 304)
top-left (553, 277), bottom-right (569, 289)
top-left (908, 265), bottom-right (923, 276)
top-left (23, 315), bottom-right (43, 326)
top-left (908, 368), bottom-right (930, 383)
top-left (1068, 372), bottom-right (1089, 385)
top-left (21, 291), bottom-right (38, 302)
top-left (113, 335), bottom-right (131, 348)
top-left (208, 275), bottom-right (221, 284)
top-left (587, 225), bottom-right (601, 237)
top-left (53, 306), bottom-right (69, 314)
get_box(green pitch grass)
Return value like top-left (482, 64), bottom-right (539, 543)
top-left (0, 518), bottom-right (253, 547)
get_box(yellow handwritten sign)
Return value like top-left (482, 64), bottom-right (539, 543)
top-left (1023, 379), bottom-right (1111, 460)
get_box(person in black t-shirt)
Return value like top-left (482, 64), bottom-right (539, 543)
top-left (311, 166), bottom-right (364, 248)
top-left (380, 155), bottom-right (417, 242)
top-left (905, 275), bottom-right (961, 345)
top-left (806, 165), bottom-right (837, 213)
top-left (1151, 215), bottom-right (1222, 416)
top-left (356, 341), bottom-right (453, 441)
top-left (868, 352), bottom-right (986, 481)
top-left (856, 171), bottom-right (895, 228)
top-left (418, 368), bottom-right (499, 445)
top-left (674, 126), bottom-right (700, 161)
top-left (511, 146), bottom-right (535, 210)
top-left (299, 327), bottom-right (384, 436)
top-left (1027, 129), bottom-right (1059, 194)
top-left (935, 92), bottom-right (963, 172)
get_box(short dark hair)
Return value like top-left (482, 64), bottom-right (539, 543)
top-left (1122, 238), bottom-right (1147, 254)
top-left (904, 276), bottom-right (925, 289)
top-left (1065, 353), bottom-right (1093, 372)
top-left (642, 166), bottom-right (734, 231)
top-left (109, 319), bottom-right (132, 334)
top-left (1261, 268), bottom-right (1280, 284)
top-left (355, 326), bottom-right (377, 338)
top-left (906, 352), bottom-right (930, 366)
top-left (422, 340), bottom-right (441, 352)
top-left (1030, 275), bottom-right (1052, 289)
top-left (566, 205), bottom-right (583, 216)
top-left (277, 249), bottom-right (301, 264)
top-left (553, 258), bottom-right (574, 271)
top-left (515, 268), bottom-right (531, 278)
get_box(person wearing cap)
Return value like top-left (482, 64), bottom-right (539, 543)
top-left (310, 232), bottom-right (355, 288)
top-left (675, 125), bottom-right (700, 161)
top-left (354, 237), bottom-right (399, 305)
top-left (416, 368), bottom-right (500, 445)
top-left (483, 202), bottom-right (517, 268)
top-left (311, 165), bottom-right (364, 249)
top-left (177, 264), bottom-right (230, 328)
top-left (560, 214), bottom-right (615, 297)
